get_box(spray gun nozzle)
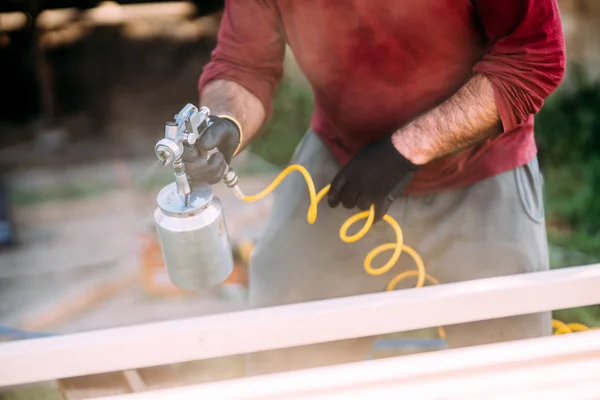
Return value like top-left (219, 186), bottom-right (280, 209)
top-left (156, 150), bottom-right (170, 165)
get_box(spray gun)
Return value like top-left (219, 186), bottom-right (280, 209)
top-left (152, 105), bottom-right (419, 294)
top-left (152, 105), bottom-right (440, 297)
top-left (153, 104), bottom-right (238, 290)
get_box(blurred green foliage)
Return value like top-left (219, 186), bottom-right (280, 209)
top-left (250, 78), bottom-right (313, 167)
top-left (536, 69), bottom-right (600, 260)
top-left (535, 68), bottom-right (600, 326)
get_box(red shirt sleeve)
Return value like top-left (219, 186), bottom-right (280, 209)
top-left (473, 0), bottom-right (566, 132)
top-left (198, 0), bottom-right (285, 119)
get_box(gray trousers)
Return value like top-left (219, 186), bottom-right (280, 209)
top-left (247, 130), bottom-right (551, 375)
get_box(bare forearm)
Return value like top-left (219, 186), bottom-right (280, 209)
top-left (392, 74), bottom-right (502, 165)
top-left (200, 80), bottom-right (266, 152)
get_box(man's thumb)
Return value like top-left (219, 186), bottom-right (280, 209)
top-left (373, 198), bottom-right (392, 223)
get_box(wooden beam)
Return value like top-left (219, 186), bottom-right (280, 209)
top-left (92, 330), bottom-right (600, 400)
top-left (1, 264), bottom-right (599, 387)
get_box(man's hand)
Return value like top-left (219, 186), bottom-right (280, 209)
top-left (327, 135), bottom-right (419, 221)
top-left (182, 115), bottom-right (241, 185)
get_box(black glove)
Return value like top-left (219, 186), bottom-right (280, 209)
top-left (182, 115), bottom-right (241, 185)
top-left (327, 135), bottom-right (419, 222)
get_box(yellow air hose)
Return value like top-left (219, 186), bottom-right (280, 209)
top-left (233, 164), bottom-right (591, 339)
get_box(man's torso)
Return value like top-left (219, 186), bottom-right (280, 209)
top-left (273, 0), bottom-right (537, 193)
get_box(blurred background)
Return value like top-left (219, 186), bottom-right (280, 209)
top-left (0, 0), bottom-right (599, 398)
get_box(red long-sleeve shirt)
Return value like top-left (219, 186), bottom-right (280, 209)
top-left (199, 0), bottom-right (566, 194)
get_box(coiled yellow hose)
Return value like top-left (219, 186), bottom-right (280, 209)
top-left (235, 164), bottom-right (590, 338)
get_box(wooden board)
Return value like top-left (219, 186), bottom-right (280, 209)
top-left (93, 330), bottom-right (600, 400)
top-left (1, 263), bottom-right (599, 387)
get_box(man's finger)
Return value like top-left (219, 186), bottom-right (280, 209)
top-left (340, 186), bottom-right (359, 209)
top-left (206, 152), bottom-right (227, 182)
top-left (184, 153), bottom-right (209, 175)
top-left (356, 194), bottom-right (372, 211)
top-left (182, 143), bottom-right (201, 163)
top-left (327, 173), bottom-right (347, 208)
top-left (187, 153), bottom-right (226, 185)
top-left (198, 119), bottom-right (229, 151)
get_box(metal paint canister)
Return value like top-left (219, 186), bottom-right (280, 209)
top-left (154, 181), bottom-right (233, 290)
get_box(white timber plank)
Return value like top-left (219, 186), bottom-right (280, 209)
top-left (1, 264), bottom-right (599, 386)
top-left (486, 380), bottom-right (600, 400)
top-left (93, 330), bottom-right (600, 400)
top-left (292, 355), bottom-right (600, 400)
